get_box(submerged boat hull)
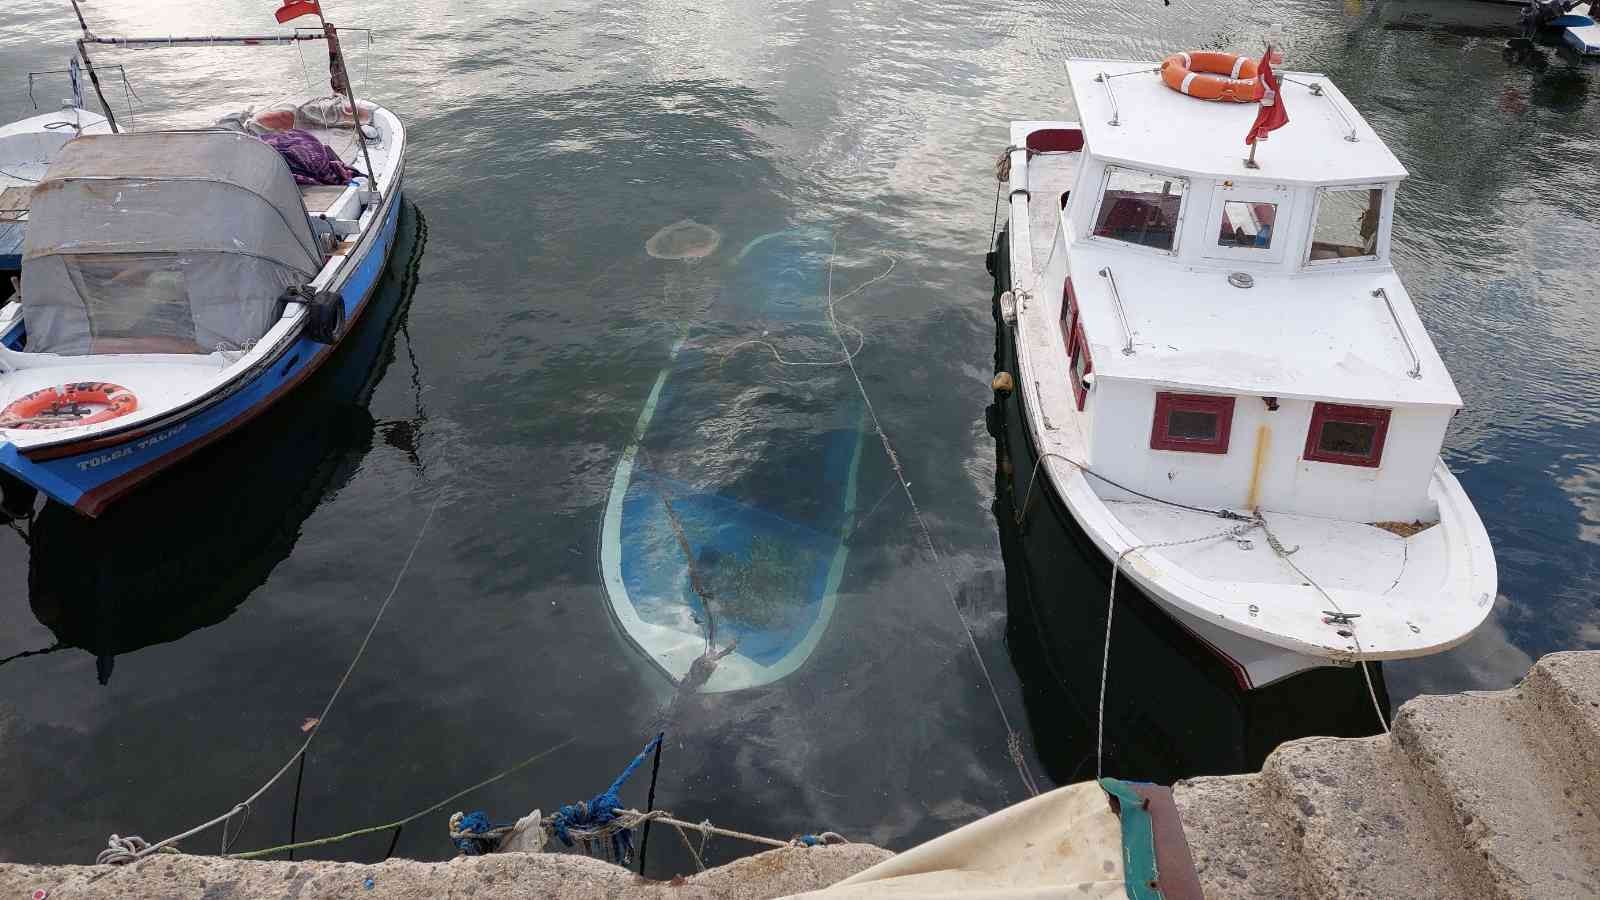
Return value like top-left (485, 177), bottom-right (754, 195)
top-left (0, 161), bottom-right (404, 517)
top-left (600, 226), bottom-right (865, 693)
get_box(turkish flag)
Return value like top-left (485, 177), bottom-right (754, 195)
top-left (275, 0), bottom-right (321, 24)
top-left (1245, 47), bottom-right (1289, 145)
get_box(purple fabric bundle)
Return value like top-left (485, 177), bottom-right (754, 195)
top-left (258, 129), bottom-right (357, 186)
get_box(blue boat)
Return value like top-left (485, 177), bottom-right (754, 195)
top-left (0, 71), bottom-right (404, 518)
top-left (600, 226), bottom-right (866, 692)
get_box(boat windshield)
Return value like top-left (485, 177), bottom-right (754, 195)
top-left (1092, 166), bottom-right (1186, 252)
top-left (1308, 186), bottom-right (1383, 263)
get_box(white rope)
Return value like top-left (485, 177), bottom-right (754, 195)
top-left (101, 485), bottom-right (448, 864)
top-left (1099, 524), bottom-right (1257, 779)
top-left (1256, 511), bottom-right (1390, 733)
top-left (824, 234), bottom-right (1039, 798)
top-left (720, 254), bottom-right (893, 369)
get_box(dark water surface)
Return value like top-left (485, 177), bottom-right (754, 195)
top-left (1, 0), bottom-right (1597, 870)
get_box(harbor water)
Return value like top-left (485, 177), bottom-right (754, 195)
top-left (1, 0), bottom-right (1597, 870)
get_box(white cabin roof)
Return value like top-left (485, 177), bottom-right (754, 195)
top-left (1068, 241), bottom-right (1461, 408)
top-left (1066, 59), bottom-right (1407, 186)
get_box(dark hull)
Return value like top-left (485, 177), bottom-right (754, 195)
top-left (986, 229), bottom-right (1390, 784)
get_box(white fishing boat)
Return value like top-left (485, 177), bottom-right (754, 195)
top-left (0, 7), bottom-right (405, 518)
top-left (989, 55), bottom-right (1497, 688)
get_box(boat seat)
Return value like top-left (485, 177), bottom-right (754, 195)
top-left (300, 184), bottom-right (349, 215)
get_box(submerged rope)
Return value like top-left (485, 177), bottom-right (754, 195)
top-left (100, 486), bottom-right (448, 864)
top-left (824, 235), bottom-right (1039, 798)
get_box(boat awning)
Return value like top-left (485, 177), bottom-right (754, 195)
top-left (20, 131), bottom-right (322, 356)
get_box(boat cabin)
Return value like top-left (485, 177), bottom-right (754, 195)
top-left (1030, 60), bottom-right (1462, 525)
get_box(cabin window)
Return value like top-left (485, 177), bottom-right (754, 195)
top-left (1060, 278), bottom-right (1077, 354)
top-left (1092, 166), bottom-right (1185, 252)
top-left (1068, 316), bottom-right (1092, 411)
top-left (1150, 392), bottom-right (1234, 454)
top-left (1216, 200), bottom-right (1277, 249)
top-left (1304, 402), bottom-right (1391, 467)
top-left (1308, 187), bottom-right (1383, 262)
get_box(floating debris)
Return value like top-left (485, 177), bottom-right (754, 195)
top-left (645, 219), bottom-right (722, 260)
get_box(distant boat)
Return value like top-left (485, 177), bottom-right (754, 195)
top-left (601, 226), bottom-right (865, 693)
top-left (0, 18), bottom-right (405, 517)
top-left (0, 105), bottom-right (111, 287)
top-left (989, 56), bottom-right (1496, 689)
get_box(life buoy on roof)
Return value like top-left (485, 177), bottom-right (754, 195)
top-left (0, 382), bottom-right (138, 430)
top-left (1160, 51), bottom-right (1264, 103)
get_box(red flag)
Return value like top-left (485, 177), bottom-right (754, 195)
top-left (275, 0), bottom-right (321, 24)
top-left (1245, 47), bottom-right (1289, 145)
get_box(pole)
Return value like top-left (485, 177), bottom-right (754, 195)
top-left (68, 0), bottom-right (119, 133)
top-left (1244, 138), bottom-right (1259, 169)
top-left (287, 753), bottom-right (308, 860)
top-left (636, 731), bottom-right (665, 875)
top-left (318, 11), bottom-right (377, 183)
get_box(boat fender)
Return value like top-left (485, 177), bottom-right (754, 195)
top-left (999, 290), bottom-right (1017, 326)
top-left (280, 284), bottom-right (346, 345)
top-left (992, 372), bottom-right (1015, 394)
top-left (305, 290), bottom-right (345, 344)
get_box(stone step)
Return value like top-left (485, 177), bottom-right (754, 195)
top-left (1259, 734), bottom-right (1477, 899)
top-left (1392, 687), bottom-right (1600, 898)
top-left (1173, 771), bottom-right (1309, 898)
top-left (1518, 651), bottom-right (1600, 816)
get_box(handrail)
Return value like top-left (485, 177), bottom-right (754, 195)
top-left (1372, 288), bottom-right (1421, 379)
top-left (1092, 72), bottom-right (1120, 126)
top-left (1282, 78), bottom-right (1358, 143)
top-left (1098, 266), bottom-right (1135, 355)
top-left (85, 34), bottom-right (327, 47)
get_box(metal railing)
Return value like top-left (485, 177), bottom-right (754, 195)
top-left (1372, 288), bottom-right (1422, 379)
top-left (1098, 266), bottom-right (1136, 355)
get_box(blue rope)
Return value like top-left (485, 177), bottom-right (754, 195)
top-left (451, 811), bottom-right (509, 856)
top-left (549, 734), bottom-right (664, 862)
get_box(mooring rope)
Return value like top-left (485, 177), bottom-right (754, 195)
top-left (1098, 523), bottom-right (1258, 779)
top-left (720, 253), bottom-right (895, 369)
top-left (1256, 511), bottom-right (1391, 734)
top-left (98, 485), bottom-right (449, 865)
top-left (824, 235), bottom-right (1039, 798)
top-left (226, 738), bottom-right (574, 860)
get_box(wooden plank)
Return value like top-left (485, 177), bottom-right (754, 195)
top-left (300, 185), bottom-right (348, 215)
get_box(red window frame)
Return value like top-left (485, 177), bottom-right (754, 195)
top-left (1304, 403), bottom-right (1391, 467)
top-left (1060, 278), bottom-right (1078, 354)
top-left (1068, 316), bottom-right (1092, 411)
top-left (1149, 392), bottom-right (1235, 454)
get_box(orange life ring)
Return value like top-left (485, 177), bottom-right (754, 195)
top-left (0, 382), bottom-right (139, 430)
top-left (1160, 51), bottom-right (1264, 103)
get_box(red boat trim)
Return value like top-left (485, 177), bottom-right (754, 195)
top-left (1166, 612), bottom-right (1255, 691)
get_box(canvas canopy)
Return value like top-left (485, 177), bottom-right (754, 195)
top-left (21, 131), bottom-right (323, 355)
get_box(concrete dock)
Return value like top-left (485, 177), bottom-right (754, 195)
top-left (3, 650), bottom-right (1596, 898)
top-left (1178, 650), bottom-right (1600, 898)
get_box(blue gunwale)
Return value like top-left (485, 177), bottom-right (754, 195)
top-left (0, 157), bottom-right (405, 517)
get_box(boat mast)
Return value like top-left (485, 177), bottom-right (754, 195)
top-left (313, 6), bottom-right (377, 184)
top-left (67, 0), bottom-right (119, 133)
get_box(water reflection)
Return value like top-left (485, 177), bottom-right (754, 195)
top-left (5, 202), bottom-right (429, 685)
